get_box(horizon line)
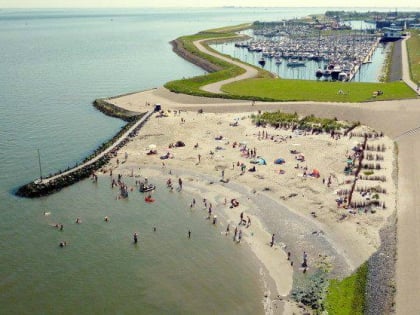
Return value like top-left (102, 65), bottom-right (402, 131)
top-left (1, 6), bottom-right (419, 9)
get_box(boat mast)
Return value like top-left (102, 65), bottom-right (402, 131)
top-left (37, 149), bottom-right (43, 180)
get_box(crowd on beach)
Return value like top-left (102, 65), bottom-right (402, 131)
top-left (42, 107), bottom-right (395, 315)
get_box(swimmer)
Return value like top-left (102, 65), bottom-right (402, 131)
top-left (104, 216), bottom-right (109, 222)
top-left (59, 241), bottom-right (67, 247)
top-left (76, 218), bottom-right (81, 224)
top-left (43, 211), bottom-right (51, 216)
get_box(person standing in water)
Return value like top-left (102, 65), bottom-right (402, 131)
top-left (226, 224), bottom-right (230, 235)
top-left (133, 232), bottom-right (138, 244)
top-left (188, 230), bottom-right (191, 239)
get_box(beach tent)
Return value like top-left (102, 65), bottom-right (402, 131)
top-left (312, 169), bottom-right (320, 178)
top-left (257, 158), bottom-right (266, 165)
top-left (274, 158), bottom-right (285, 164)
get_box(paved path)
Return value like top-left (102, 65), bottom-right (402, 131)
top-left (194, 38), bottom-right (259, 94)
top-left (390, 39), bottom-right (403, 82)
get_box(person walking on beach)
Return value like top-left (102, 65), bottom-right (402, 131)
top-left (238, 230), bottom-right (242, 243)
top-left (239, 212), bottom-right (244, 225)
top-left (246, 216), bottom-right (251, 228)
top-left (178, 178), bottom-right (183, 191)
top-left (270, 234), bottom-right (275, 247)
top-left (198, 154), bottom-right (201, 164)
top-left (226, 224), bottom-right (230, 235)
top-left (234, 226), bottom-right (238, 241)
top-left (221, 169), bottom-right (225, 179)
top-left (302, 251), bottom-right (308, 268)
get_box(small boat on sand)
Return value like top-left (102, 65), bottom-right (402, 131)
top-left (139, 183), bottom-right (156, 193)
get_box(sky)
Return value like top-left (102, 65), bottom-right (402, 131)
top-left (0, 0), bottom-right (418, 9)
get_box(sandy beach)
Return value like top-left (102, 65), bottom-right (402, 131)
top-left (99, 102), bottom-right (396, 313)
top-left (94, 31), bottom-right (420, 315)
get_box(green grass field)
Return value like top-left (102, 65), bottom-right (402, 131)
top-left (324, 262), bottom-right (368, 315)
top-left (407, 29), bottom-right (420, 86)
top-left (222, 78), bottom-right (416, 102)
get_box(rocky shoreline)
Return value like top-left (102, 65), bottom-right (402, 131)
top-left (170, 38), bottom-right (222, 73)
top-left (15, 101), bottom-right (148, 198)
top-left (365, 212), bottom-right (397, 314)
top-left (93, 98), bottom-right (141, 121)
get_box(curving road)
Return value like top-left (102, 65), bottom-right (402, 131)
top-left (194, 38), bottom-right (259, 94)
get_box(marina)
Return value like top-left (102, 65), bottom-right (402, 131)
top-left (212, 21), bottom-right (387, 82)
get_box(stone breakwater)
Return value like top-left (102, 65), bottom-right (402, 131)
top-left (170, 38), bottom-right (222, 73)
top-left (365, 212), bottom-right (397, 315)
top-left (16, 104), bottom-right (152, 198)
top-left (93, 98), bottom-right (140, 122)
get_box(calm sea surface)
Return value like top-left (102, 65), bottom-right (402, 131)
top-left (0, 7), bottom-right (409, 314)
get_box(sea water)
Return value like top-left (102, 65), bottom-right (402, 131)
top-left (0, 7), bottom-right (409, 314)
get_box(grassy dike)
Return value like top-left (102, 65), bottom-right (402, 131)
top-left (406, 29), bottom-right (420, 87)
top-left (165, 23), bottom-right (417, 102)
top-left (165, 23), bottom-right (273, 99)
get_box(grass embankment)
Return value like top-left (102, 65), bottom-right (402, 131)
top-left (222, 79), bottom-right (416, 102)
top-left (325, 262), bottom-right (368, 315)
top-left (164, 24), bottom-right (272, 98)
top-left (406, 29), bottom-right (420, 86)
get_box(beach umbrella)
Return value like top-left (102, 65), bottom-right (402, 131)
top-left (274, 158), bottom-right (285, 164)
top-left (258, 158), bottom-right (266, 165)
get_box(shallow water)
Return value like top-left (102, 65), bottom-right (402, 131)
top-left (1, 178), bottom-right (264, 314)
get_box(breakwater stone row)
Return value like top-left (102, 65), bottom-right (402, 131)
top-left (365, 213), bottom-right (397, 314)
top-left (16, 101), bottom-right (153, 198)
